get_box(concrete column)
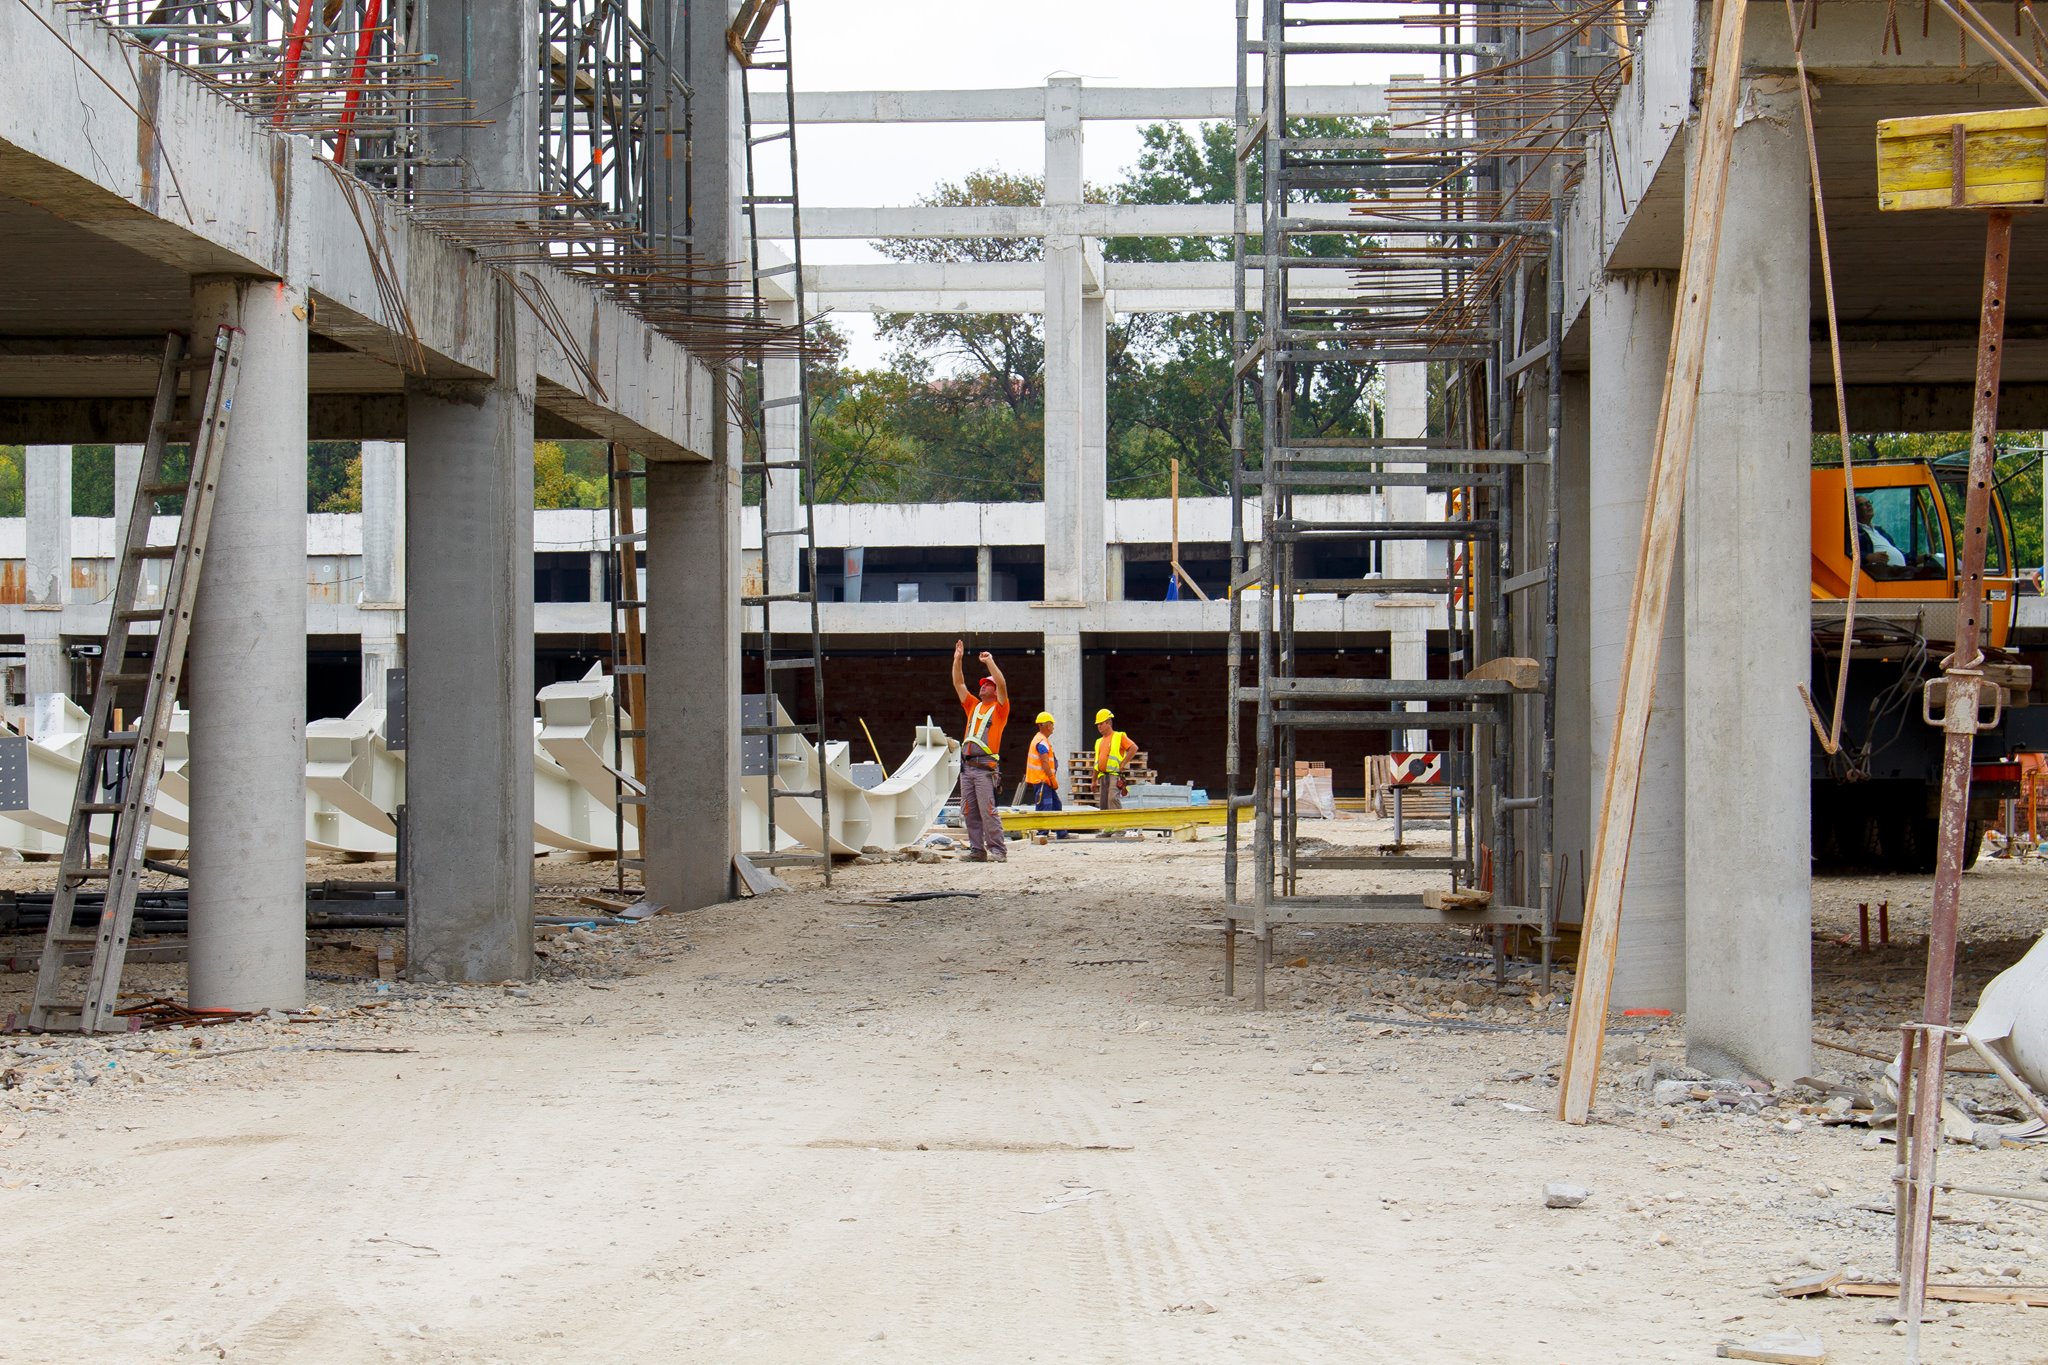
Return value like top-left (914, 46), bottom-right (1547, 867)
top-left (359, 440), bottom-right (404, 605)
top-left (1041, 76), bottom-right (1087, 604)
top-left (975, 545), bottom-right (994, 603)
top-left (357, 440), bottom-right (405, 707)
top-left (1589, 270), bottom-right (1686, 1009)
top-left (763, 295), bottom-right (802, 595)
top-left (647, 457), bottom-right (740, 909)
top-left (397, 0), bottom-right (538, 982)
top-left (1684, 82), bottom-right (1812, 1080)
top-left (404, 314), bottom-right (536, 982)
top-left (187, 277), bottom-right (308, 1012)
top-left (1080, 291), bottom-right (1108, 601)
top-left (110, 444), bottom-right (144, 556)
top-left (1383, 365), bottom-right (1429, 751)
top-left (23, 445), bottom-right (72, 699)
top-left (1553, 370), bottom-right (1593, 905)
top-left (1042, 633), bottom-right (1084, 780)
top-left (644, 0), bottom-right (743, 914)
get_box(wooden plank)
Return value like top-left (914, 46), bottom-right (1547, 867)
top-left (1421, 887), bottom-right (1493, 911)
top-left (1558, 0), bottom-right (1750, 1125)
top-left (1837, 1281), bottom-right (2048, 1307)
top-left (732, 853), bottom-right (792, 896)
top-left (1876, 107), bottom-right (2048, 212)
top-left (1465, 655), bottom-right (1540, 690)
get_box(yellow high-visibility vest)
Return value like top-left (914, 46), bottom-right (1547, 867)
top-left (1095, 731), bottom-right (1133, 775)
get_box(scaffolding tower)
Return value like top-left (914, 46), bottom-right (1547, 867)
top-left (1225, 0), bottom-right (1592, 1007)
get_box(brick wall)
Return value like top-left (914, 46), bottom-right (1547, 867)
top-left (749, 647), bottom-right (1047, 775)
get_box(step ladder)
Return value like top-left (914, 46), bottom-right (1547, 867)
top-left (733, 0), bottom-right (831, 881)
top-left (606, 440), bottom-right (647, 897)
top-left (22, 327), bottom-right (241, 1033)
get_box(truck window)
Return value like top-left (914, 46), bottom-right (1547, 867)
top-left (1935, 481), bottom-right (2009, 575)
top-left (1850, 485), bottom-right (1947, 581)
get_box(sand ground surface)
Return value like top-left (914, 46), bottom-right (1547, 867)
top-left (2, 818), bottom-right (2046, 1364)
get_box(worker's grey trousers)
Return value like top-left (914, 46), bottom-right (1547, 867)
top-left (960, 764), bottom-right (1006, 860)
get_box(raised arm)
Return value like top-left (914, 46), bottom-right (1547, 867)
top-left (951, 639), bottom-right (971, 705)
top-left (978, 651), bottom-right (1009, 706)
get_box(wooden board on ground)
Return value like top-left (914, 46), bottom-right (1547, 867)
top-left (1837, 1280), bottom-right (2048, 1307)
top-left (733, 853), bottom-right (792, 897)
top-left (1715, 1329), bottom-right (1826, 1364)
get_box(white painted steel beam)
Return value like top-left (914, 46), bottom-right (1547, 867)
top-left (758, 84), bottom-right (1387, 124)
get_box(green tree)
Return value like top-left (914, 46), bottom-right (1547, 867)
top-left (0, 446), bottom-right (23, 517)
top-left (534, 441), bottom-right (607, 510)
top-left (72, 446), bottom-right (116, 516)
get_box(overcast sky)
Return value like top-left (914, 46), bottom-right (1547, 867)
top-left (781, 2), bottom-right (1242, 365)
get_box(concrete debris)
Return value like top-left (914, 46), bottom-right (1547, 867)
top-left (1543, 1182), bottom-right (1590, 1209)
top-left (1716, 1329), bottom-right (1826, 1364)
top-left (1777, 1269), bottom-right (1845, 1298)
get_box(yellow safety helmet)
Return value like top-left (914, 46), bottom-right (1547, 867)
top-left (1035, 711), bottom-right (1054, 724)
top-left (1094, 708), bottom-right (1115, 724)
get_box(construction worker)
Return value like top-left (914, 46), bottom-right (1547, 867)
top-left (1093, 708), bottom-right (1137, 812)
top-left (1022, 712), bottom-right (1062, 811)
top-left (949, 639), bottom-right (1010, 862)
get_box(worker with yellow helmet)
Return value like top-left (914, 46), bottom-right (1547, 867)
top-left (1092, 708), bottom-right (1138, 812)
top-left (1022, 712), bottom-right (1062, 811)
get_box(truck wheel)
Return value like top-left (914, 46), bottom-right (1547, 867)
top-left (1883, 811), bottom-right (1939, 873)
top-left (1962, 817), bottom-right (1988, 871)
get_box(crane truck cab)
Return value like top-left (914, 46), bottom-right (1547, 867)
top-left (1810, 460), bottom-right (2019, 648)
top-left (1807, 459), bottom-right (2038, 871)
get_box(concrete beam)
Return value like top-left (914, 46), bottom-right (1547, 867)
top-left (759, 203), bottom-right (1394, 240)
top-left (0, 0), bottom-right (713, 460)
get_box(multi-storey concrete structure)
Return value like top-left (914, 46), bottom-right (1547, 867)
top-left (9, 0), bottom-right (2043, 1084)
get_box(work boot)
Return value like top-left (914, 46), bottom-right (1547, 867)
top-left (969, 850), bottom-right (989, 862)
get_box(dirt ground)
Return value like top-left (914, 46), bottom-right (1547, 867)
top-left (1, 818), bottom-right (2045, 1364)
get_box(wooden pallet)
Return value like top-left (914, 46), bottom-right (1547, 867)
top-left (1068, 750), bottom-right (1156, 805)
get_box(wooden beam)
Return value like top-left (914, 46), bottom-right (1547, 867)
top-left (1557, 0), bottom-right (1752, 1124)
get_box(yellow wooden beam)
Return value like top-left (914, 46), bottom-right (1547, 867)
top-left (1876, 106), bottom-right (2048, 212)
top-left (995, 802), bottom-right (1232, 833)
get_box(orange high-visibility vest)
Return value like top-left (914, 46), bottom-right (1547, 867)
top-left (1026, 735), bottom-right (1059, 787)
top-left (965, 700), bottom-right (1002, 755)
top-left (1095, 731), bottom-right (1133, 775)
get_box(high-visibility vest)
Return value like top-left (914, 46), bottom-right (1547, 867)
top-left (1026, 735), bottom-right (1059, 787)
top-left (965, 701), bottom-right (999, 755)
top-left (1095, 731), bottom-right (1132, 775)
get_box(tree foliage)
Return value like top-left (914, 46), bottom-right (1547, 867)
top-left (799, 118), bottom-right (1383, 504)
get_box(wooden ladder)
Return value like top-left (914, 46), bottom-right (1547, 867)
top-left (21, 327), bottom-right (241, 1033)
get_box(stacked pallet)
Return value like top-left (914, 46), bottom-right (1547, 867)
top-left (1068, 750), bottom-right (1157, 805)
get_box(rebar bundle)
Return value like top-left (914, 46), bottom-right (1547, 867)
top-left (66, 0), bottom-right (812, 366)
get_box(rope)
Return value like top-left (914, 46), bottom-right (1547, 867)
top-left (1788, 0), bottom-right (1861, 758)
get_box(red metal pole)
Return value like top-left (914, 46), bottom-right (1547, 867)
top-left (334, 0), bottom-right (386, 161)
top-left (272, 0), bottom-right (319, 128)
top-left (1899, 207), bottom-right (2014, 1345)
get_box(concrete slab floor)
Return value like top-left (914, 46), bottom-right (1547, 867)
top-left (0, 833), bottom-right (2042, 1363)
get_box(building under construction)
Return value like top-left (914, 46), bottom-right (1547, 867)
top-left (7, 0), bottom-right (2048, 1356)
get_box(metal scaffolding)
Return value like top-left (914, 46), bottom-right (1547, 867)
top-left (1224, 0), bottom-right (1619, 1007)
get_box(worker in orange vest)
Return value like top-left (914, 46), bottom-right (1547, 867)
top-left (1093, 708), bottom-right (1137, 811)
top-left (1022, 712), bottom-right (1061, 811)
top-left (950, 639), bottom-right (1010, 862)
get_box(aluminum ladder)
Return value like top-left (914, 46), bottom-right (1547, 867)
top-left (23, 327), bottom-right (241, 1032)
